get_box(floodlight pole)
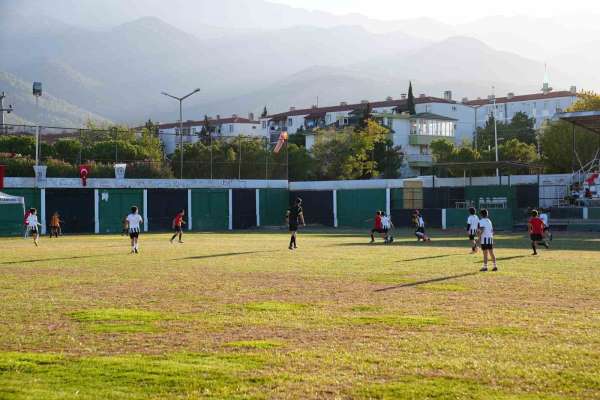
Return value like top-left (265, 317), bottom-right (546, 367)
top-left (161, 88), bottom-right (201, 179)
top-left (0, 92), bottom-right (14, 129)
top-left (492, 86), bottom-right (499, 177)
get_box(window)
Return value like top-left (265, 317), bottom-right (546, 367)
top-left (262, 121), bottom-right (266, 129)
top-left (288, 118), bottom-right (293, 127)
top-left (229, 124), bottom-right (234, 133)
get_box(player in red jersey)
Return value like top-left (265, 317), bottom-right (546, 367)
top-left (170, 209), bottom-right (186, 244)
top-left (370, 211), bottom-right (385, 243)
top-left (528, 209), bottom-right (549, 255)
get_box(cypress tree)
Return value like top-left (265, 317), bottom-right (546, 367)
top-left (261, 106), bottom-right (268, 118)
top-left (407, 81), bottom-right (416, 115)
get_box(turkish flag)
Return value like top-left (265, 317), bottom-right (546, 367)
top-left (79, 165), bottom-right (91, 186)
top-left (0, 165), bottom-right (5, 189)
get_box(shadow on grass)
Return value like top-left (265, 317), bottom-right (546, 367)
top-left (399, 254), bottom-right (462, 262)
top-left (1, 254), bottom-right (117, 265)
top-left (374, 272), bottom-right (478, 293)
top-left (177, 251), bottom-right (276, 260)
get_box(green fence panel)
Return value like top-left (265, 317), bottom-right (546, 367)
top-left (464, 186), bottom-right (516, 210)
top-left (191, 189), bottom-right (229, 231)
top-left (0, 188), bottom-right (40, 236)
top-left (337, 189), bottom-right (386, 228)
top-left (98, 189), bottom-right (144, 234)
top-left (445, 208), bottom-right (469, 229)
top-left (390, 188), bottom-right (403, 210)
top-left (260, 189), bottom-right (287, 227)
top-left (588, 208), bottom-right (600, 220)
top-left (446, 208), bottom-right (513, 230)
top-left (0, 204), bottom-right (25, 235)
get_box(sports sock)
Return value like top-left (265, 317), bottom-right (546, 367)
top-left (531, 242), bottom-right (537, 253)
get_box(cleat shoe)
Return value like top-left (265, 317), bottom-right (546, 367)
top-left (492, 266), bottom-right (498, 271)
top-left (480, 267), bottom-right (488, 272)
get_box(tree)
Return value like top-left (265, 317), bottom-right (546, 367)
top-left (430, 138), bottom-right (481, 176)
top-left (261, 106), bottom-right (268, 118)
top-left (354, 102), bottom-right (372, 131)
top-left (199, 114), bottom-right (211, 143)
top-left (374, 138), bottom-right (404, 179)
top-left (567, 90), bottom-right (600, 112)
top-left (407, 81), bottom-right (416, 115)
top-left (539, 121), bottom-right (600, 173)
top-left (476, 112), bottom-right (537, 151)
top-left (53, 139), bottom-right (82, 163)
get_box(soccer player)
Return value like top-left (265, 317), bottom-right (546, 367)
top-left (126, 206), bottom-right (144, 254)
top-left (540, 208), bottom-right (552, 242)
top-left (466, 207), bottom-right (479, 253)
top-left (49, 212), bottom-right (63, 238)
top-left (286, 197), bottom-right (305, 250)
top-left (381, 212), bottom-right (394, 244)
top-left (370, 211), bottom-right (385, 243)
top-left (26, 208), bottom-right (42, 247)
top-left (413, 210), bottom-right (431, 242)
top-left (170, 209), bottom-right (186, 244)
top-left (478, 209), bottom-right (497, 272)
top-left (23, 208), bottom-right (31, 239)
top-left (528, 209), bottom-right (549, 255)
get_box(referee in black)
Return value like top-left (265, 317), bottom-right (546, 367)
top-left (286, 197), bottom-right (305, 250)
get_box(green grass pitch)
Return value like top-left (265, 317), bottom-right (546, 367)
top-left (0, 230), bottom-right (599, 399)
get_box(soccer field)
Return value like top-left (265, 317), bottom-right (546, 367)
top-left (0, 230), bottom-right (598, 399)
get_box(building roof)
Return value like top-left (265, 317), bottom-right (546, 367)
top-left (374, 112), bottom-right (457, 121)
top-left (158, 117), bottom-right (259, 130)
top-left (557, 111), bottom-right (600, 135)
top-left (465, 91), bottom-right (576, 106)
top-left (267, 96), bottom-right (457, 119)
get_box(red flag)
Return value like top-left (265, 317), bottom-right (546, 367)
top-left (273, 131), bottom-right (288, 154)
top-left (79, 165), bottom-right (91, 186)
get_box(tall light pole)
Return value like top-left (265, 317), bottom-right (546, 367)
top-left (0, 92), bottom-right (13, 129)
top-left (491, 86), bottom-right (499, 177)
top-left (161, 88), bottom-right (201, 179)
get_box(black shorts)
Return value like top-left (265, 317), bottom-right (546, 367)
top-left (174, 225), bottom-right (183, 233)
top-left (30, 228), bottom-right (38, 234)
top-left (481, 243), bottom-right (493, 250)
top-left (530, 233), bottom-right (543, 242)
top-left (415, 227), bottom-right (425, 234)
top-left (129, 231), bottom-right (139, 239)
top-left (468, 234), bottom-right (476, 241)
top-left (543, 227), bottom-right (550, 232)
top-left (289, 224), bottom-right (298, 232)
top-left (372, 228), bottom-right (385, 234)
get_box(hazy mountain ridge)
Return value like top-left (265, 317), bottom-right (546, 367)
top-left (1, 0), bottom-right (597, 126)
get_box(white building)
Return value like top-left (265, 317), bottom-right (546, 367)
top-left (464, 86), bottom-right (578, 130)
top-left (159, 115), bottom-right (261, 155)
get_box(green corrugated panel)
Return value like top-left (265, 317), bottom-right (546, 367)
top-left (445, 209), bottom-right (470, 229)
top-left (337, 189), bottom-right (386, 228)
top-left (98, 189), bottom-right (144, 234)
top-left (465, 186), bottom-right (516, 209)
top-left (588, 208), bottom-right (600, 220)
top-left (446, 208), bottom-right (512, 230)
top-left (0, 188), bottom-right (40, 236)
top-left (192, 189), bottom-right (229, 231)
top-left (390, 188), bottom-right (403, 210)
top-left (259, 189), bottom-right (287, 227)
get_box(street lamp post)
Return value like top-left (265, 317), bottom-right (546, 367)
top-left (161, 88), bottom-right (201, 179)
top-left (492, 86), bottom-right (499, 177)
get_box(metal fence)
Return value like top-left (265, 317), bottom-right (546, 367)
top-left (0, 123), bottom-right (287, 180)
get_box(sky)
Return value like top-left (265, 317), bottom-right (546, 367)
top-left (268, 0), bottom-right (598, 23)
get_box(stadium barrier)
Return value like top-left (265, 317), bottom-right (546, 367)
top-left (1, 174), bottom-right (595, 235)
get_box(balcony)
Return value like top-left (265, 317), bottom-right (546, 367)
top-left (406, 154), bottom-right (433, 167)
top-left (409, 134), bottom-right (452, 146)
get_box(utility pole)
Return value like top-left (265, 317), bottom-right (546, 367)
top-left (161, 88), bottom-right (201, 179)
top-left (0, 92), bottom-right (14, 130)
top-left (33, 82), bottom-right (42, 166)
top-left (492, 86), bottom-right (499, 177)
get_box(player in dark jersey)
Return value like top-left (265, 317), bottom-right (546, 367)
top-left (528, 209), bottom-right (549, 255)
top-left (170, 209), bottom-right (186, 244)
top-left (286, 197), bottom-right (305, 250)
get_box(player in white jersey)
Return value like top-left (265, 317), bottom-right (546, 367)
top-left (466, 207), bottom-right (480, 253)
top-left (26, 208), bottom-right (42, 246)
top-left (381, 213), bottom-right (394, 244)
top-left (477, 209), bottom-right (497, 272)
top-left (125, 206), bottom-right (144, 254)
top-left (539, 208), bottom-right (552, 242)
top-left (412, 210), bottom-right (431, 242)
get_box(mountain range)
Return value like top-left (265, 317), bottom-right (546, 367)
top-left (0, 0), bottom-right (598, 127)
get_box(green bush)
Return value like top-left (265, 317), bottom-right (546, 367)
top-left (0, 136), bottom-right (35, 157)
top-left (0, 156), bottom-right (35, 177)
top-left (127, 162), bottom-right (174, 179)
top-left (45, 158), bottom-right (77, 177)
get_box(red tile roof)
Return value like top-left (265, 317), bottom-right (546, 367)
top-left (158, 117), bottom-right (259, 130)
top-left (267, 96), bottom-right (456, 119)
top-left (465, 91), bottom-right (577, 106)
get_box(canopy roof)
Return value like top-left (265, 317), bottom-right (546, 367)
top-left (0, 191), bottom-right (25, 205)
top-left (557, 111), bottom-right (600, 134)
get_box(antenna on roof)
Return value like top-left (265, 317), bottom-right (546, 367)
top-left (541, 63), bottom-right (553, 95)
